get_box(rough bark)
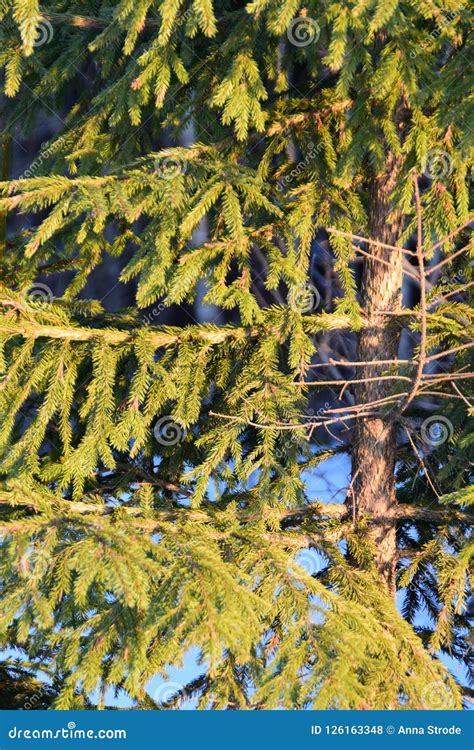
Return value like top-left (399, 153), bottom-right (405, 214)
top-left (351, 152), bottom-right (404, 590)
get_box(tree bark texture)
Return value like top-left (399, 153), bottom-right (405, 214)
top-left (351, 152), bottom-right (404, 589)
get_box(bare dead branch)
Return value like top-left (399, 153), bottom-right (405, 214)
top-left (429, 281), bottom-right (474, 306)
top-left (428, 217), bottom-right (473, 253)
top-left (404, 427), bottom-right (441, 499)
top-left (299, 375), bottom-right (412, 386)
top-left (327, 228), bottom-right (417, 256)
top-left (350, 245), bottom-right (420, 281)
top-left (400, 173), bottom-right (427, 414)
top-left (426, 241), bottom-right (474, 276)
top-left (450, 381), bottom-right (473, 408)
top-left (208, 409), bottom-right (383, 431)
top-left (426, 342), bottom-right (474, 362)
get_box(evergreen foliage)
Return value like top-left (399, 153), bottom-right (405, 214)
top-left (0, 0), bottom-right (472, 709)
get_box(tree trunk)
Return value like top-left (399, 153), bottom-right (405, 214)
top-left (351, 152), bottom-right (404, 590)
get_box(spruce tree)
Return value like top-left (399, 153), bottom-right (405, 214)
top-left (0, 0), bottom-right (472, 709)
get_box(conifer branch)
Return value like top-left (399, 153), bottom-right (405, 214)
top-left (2, 492), bottom-right (472, 528)
top-left (0, 305), bottom-right (355, 346)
